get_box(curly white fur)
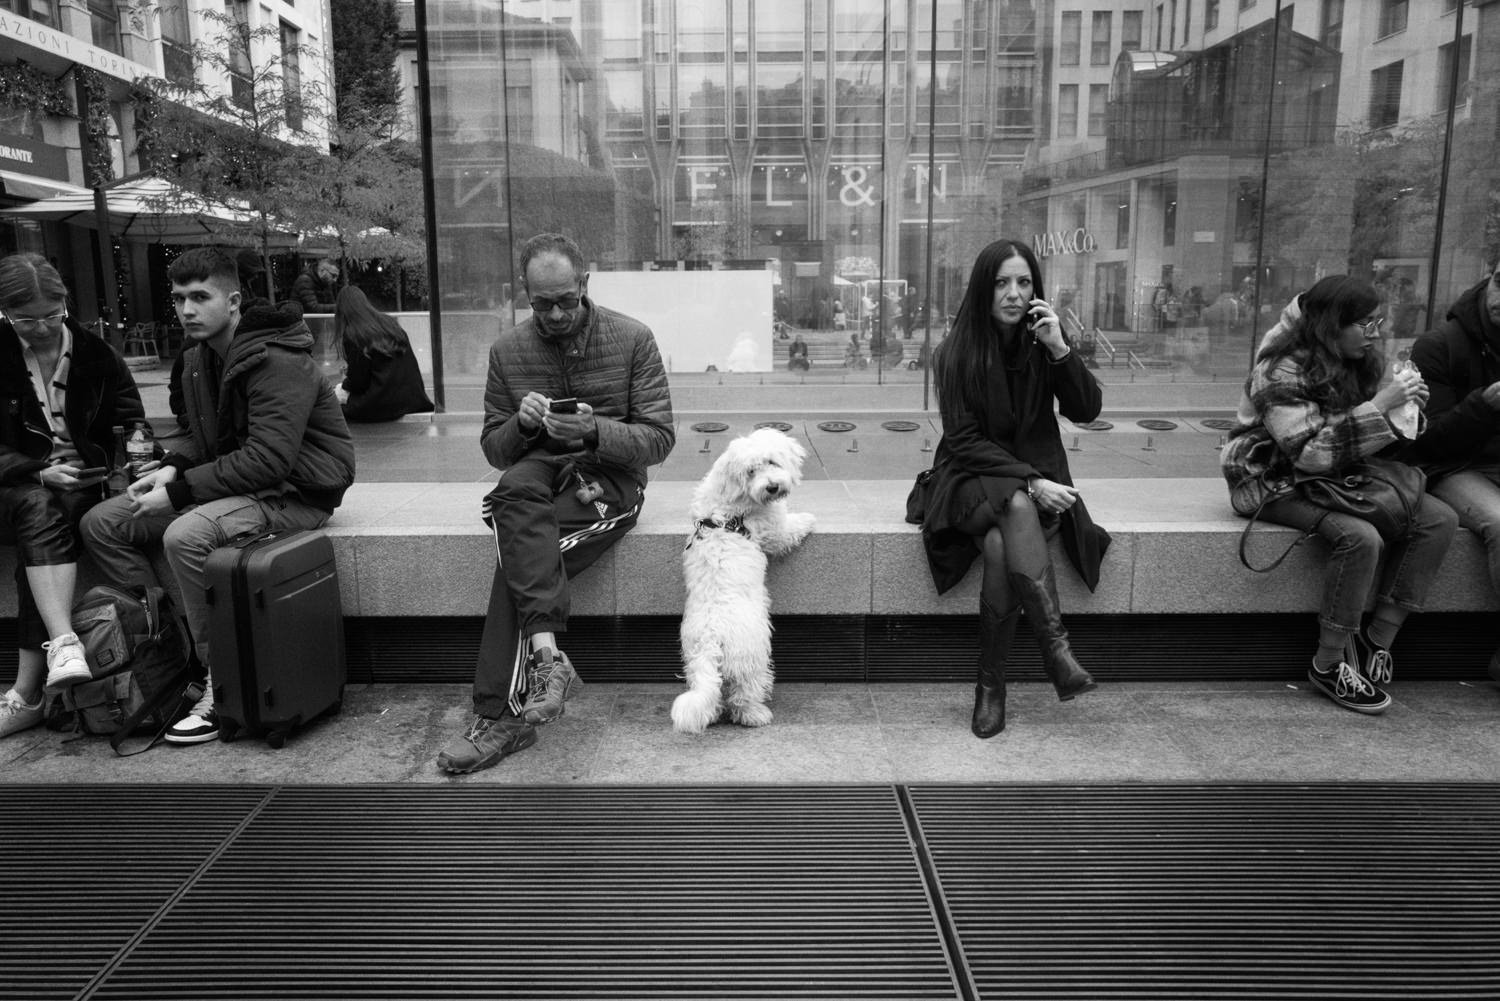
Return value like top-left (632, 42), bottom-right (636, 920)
top-left (674, 428), bottom-right (815, 734)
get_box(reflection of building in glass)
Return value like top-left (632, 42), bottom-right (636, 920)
top-left (410, 0), bottom-right (1047, 324)
top-left (406, 0), bottom-right (1496, 396)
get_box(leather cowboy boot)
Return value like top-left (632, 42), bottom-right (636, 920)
top-left (972, 600), bottom-right (1019, 738)
top-left (1009, 564), bottom-right (1097, 701)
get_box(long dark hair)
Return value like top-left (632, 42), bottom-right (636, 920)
top-left (335, 286), bottom-right (409, 359)
top-left (935, 238), bottom-right (1046, 418)
top-left (1258, 275), bottom-right (1383, 410)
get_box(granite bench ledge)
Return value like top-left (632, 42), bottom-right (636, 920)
top-left (2, 479), bottom-right (1490, 619)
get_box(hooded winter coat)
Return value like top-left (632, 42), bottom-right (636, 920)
top-left (481, 296), bottom-right (674, 490)
top-left (163, 300), bottom-right (355, 512)
top-left (1407, 277), bottom-right (1500, 479)
top-left (0, 318), bottom-right (143, 491)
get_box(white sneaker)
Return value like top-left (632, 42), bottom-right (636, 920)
top-left (165, 689), bottom-right (219, 745)
top-left (42, 632), bottom-right (91, 693)
top-left (0, 688), bottom-right (44, 739)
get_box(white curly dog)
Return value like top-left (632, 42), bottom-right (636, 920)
top-left (674, 427), bottom-right (816, 734)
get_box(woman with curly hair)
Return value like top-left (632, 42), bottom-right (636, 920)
top-left (910, 238), bottom-right (1110, 738)
top-left (1222, 274), bottom-right (1456, 714)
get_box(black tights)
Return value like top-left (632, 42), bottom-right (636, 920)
top-left (955, 488), bottom-right (1050, 613)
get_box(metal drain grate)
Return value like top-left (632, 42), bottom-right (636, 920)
top-left (1075, 420), bottom-right (1114, 431)
top-left (754, 420), bottom-right (794, 432)
top-left (1200, 417), bottom-right (1238, 431)
top-left (3, 785), bottom-right (272, 1001)
top-left (908, 783), bottom-right (1500, 1001)
top-left (1136, 418), bottom-right (1179, 431)
top-left (80, 786), bottom-right (957, 1000)
top-left (817, 420), bottom-right (857, 433)
top-left (690, 421), bottom-right (729, 433)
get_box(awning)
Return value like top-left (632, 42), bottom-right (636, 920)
top-left (0, 170), bottom-right (89, 201)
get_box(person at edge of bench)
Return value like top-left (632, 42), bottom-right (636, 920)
top-left (436, 232), bottom-right (675, 775)
top-left (1408, 250), bottom-right (1500, 685)
top-left (79, 247), bottom-right (355, 745)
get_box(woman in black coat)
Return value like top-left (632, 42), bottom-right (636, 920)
top-left (912, 238), bottom-right (1110, 738)
top-left (0, 253), bottom-right (143, 739)
top-left (334, 286), bottom-right (434, 422)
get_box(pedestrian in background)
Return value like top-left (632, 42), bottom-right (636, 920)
top-left (334, 286), bottom-right (434, 422)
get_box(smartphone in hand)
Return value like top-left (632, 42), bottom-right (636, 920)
top-left (75, 467), bottom-right (109, 479)
top-left (549, 397), bottom-right (579, 414)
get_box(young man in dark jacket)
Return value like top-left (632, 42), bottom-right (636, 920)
top-left (1409, 253), bottom-right (1500, 680)
top-left (291, 258), bottom-right (339, 315)
top-left (436, 232), bottom-right (675, 774)
top-left (80, 247), bottom-right (356, 744)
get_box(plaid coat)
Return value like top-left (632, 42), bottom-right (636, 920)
top-left (1221, 297), bottom-right (1405, 515)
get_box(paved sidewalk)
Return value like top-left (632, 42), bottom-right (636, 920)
top-left (5, 680), bottom-right (1497, 784)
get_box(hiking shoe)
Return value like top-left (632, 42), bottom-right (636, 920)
top-left (165, 708), bottom-right (220, 745)
top-left (42, 632), bottom-right (90, 693)
top-left (0, 689), bottom-right (43, 739)
top-left (437, 715), bottom-right (537, 774)
top-left (520, 650), bottom-right (582, 725)
top-left (1307, 659), bottom-right (1390, 716)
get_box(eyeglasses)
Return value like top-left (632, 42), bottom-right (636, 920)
top-left (1356, 315), bottom-right (1384, 337)
top-left (529, 293), bottom-right (581, 314)
top-left (4, 309), bottom-right (68, 332)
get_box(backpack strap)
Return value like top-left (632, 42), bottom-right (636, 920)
top-left (109, 667), bottom-right (203, 758)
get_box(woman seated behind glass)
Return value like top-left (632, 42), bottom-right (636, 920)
top-left (1221, 274), bottom-right (1456, 715)
top-left (334, 286), bottom-right (434, 422)
top-left (0, 252), bottom-right (145, 738)
top-left (913, 238), bottom-right (1110, 739)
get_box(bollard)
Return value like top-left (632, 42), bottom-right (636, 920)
top-left (1142, 434), bottom-right (1156, 452)
top-left (699, 438), bottom-right (711, 454)
top-left (920, 437), bottom-right (933, 453)
top-left (1068, 434), bottom-right (1081, 452)
top-left (847, 437), bottom-right (860, 453)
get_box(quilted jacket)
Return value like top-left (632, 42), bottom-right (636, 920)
top-left (481, 297), bottom-right (675, 490)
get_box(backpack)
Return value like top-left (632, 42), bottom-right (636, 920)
top-left (58, 585), bottom-right (204, 755)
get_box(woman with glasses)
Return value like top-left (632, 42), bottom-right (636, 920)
top-left (908, 238), bottom-right (1110, 738)
top-left (332, 286), bottom-right (433, 422)
top-left (1221, 275), bottom-right (1456, 715)
top-left (0, 252), bottom-right (144, 739)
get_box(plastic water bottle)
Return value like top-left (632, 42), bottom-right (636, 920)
top-left (124, 420), bottom-right (154, 478)
top-left (1391, 359), bottom-right (1420, 439)
top-left (106, 425), bottom-right (130, 496)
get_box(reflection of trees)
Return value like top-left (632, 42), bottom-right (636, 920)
top-left (672, 201), bottom-right (743, 263)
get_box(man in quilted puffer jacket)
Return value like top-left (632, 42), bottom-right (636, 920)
top-left (437, 233), bottom-right (676, 774)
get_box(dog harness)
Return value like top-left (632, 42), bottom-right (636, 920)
top-left (685, 515), bottom-right (751, 550)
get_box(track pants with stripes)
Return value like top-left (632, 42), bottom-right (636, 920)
top-left (473, 452), bottom-right (643, 718)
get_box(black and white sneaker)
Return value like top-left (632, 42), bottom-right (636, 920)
top-left (1307, 658), bottom-right (1390, 716)
top-left (165, 708), bottom-right (220, 744)
top-left (1355, 634), bottom-right (1395, 685)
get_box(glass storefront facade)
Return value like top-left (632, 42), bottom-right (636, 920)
top-left (410, 0), bottom-right (1499, 417)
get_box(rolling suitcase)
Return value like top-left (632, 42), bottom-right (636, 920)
top-left (204, 529), bottom-right (345, 748)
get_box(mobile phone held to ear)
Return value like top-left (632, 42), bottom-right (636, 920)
top-left (549, 397), bottom-right (579, 414)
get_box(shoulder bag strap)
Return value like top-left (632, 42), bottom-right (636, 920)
top-left (109, 669), bottom-right (203, 758)
top-left (1238, 480), bottom-right (1329, 573)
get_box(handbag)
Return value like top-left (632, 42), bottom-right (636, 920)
top-left (1238, 458), bottom-right (1426, 573)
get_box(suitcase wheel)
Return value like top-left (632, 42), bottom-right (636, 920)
top-left (266, 729), bottom-right (287, 750)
